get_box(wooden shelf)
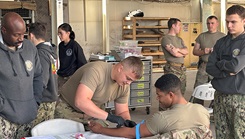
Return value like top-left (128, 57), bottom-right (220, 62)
top-left (138, 43), bottom-right (161, 47)
top-left (122, 17), bottom-right (169, 69)
top-left (123, 34), bottom-right (163, 39)
top-left (142, 51), bottom-right (163, 56)
top-left (136, 26), bottom-right (168, 29)
top-left (152, 60), bottom-right (166, 64)
top-left (143, 40), bottom-right (161, 44)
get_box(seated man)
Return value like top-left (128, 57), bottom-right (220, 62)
top-left (89, 74), bottom-right (210, 138)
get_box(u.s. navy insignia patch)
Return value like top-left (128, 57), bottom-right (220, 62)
top-left (25, 60), bottom-right (33, 71)
top-left (66, 49), bottom-right (72, 56)
top-left (233, 49), bottom-right (240, 57)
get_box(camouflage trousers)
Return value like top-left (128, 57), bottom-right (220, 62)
top-left (164, 62), bottom-right (186, 95)
top-left (54, 98), bottom-right (109, 130)
top-left (31, 101), bottom-right (56, 128)
top-left (193, 62), bottom-right (213, 105)
top-left (0, 116), bottom-right (32, 139)
top-left (159, 125), bottom-right (213, 139)
top-left (214, 91), bottom-right (245, 139)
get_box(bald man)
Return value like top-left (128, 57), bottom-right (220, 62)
top-left (0, 12), bottom-right (43, 138)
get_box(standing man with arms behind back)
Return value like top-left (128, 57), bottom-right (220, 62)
top-left (192, 16), bottom-right (226, 105)
top-left (0, 12), bottom-right (43, 138)
top-left (28, 22), bottom-right (58, 128)
top-left (206, 5), bottom-right (245, 139)
top-left (161, 18), bottom-right (188, 95)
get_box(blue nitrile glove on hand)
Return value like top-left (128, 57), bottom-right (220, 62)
top-left (124, 120), bottom-right (137, 128)
top-left (106, 113), bottom-right (125, 128)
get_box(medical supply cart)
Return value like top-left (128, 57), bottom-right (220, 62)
top-left (105, 57), bottom-right (152, 114)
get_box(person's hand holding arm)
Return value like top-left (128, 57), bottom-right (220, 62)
top-left (106, 113), bottom-right (125, 128)
top-left (165, 44), bottom-right (186, 57)
top-left (178, 47), bottom-right (188, 56)
top-left (193, 42), bottom-right (213, 56)
top-left (215, 52), bottom-right (245, 76)
top-left (206, 42), bottom-right (229, 78)
top-left (178, 39), bottom-right (189, 56)
top-left (74, 84), bottom-right (125, 127)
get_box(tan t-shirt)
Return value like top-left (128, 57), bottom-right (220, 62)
top-left (196, 31), bottom-right (226, 62)
top-left (146, 103), bottom-right (210, 135)
top-left (161, 34), bottom-right (187, 64)
top-left (61, 61), bottom-right (129, 112)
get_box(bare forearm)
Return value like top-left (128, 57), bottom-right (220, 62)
top-left (100, 127), bottom-right (135, 138)
top-left (174, 52), bottom-right (185, 57)
top-left (178, 48), bottom-right (188, 55)
top-left (75, 99), bottom-right (108, 120)
top-left (167, 47), bottom-right (187, 57)
top-left (193, 48), bottom-right (212, 56)
top-left (117, 111), bottom-right (131, 120)
top-left (193, 49), bottom-right (204, 56)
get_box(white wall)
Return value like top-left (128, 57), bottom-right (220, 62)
top-left (68, 0), bottom-right (201, 58)
top-left (212, 3), bottom-right (245, 32)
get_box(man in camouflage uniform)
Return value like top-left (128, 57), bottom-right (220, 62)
top-left (206, 5), bottom-right (245, 139)
top-left (159, 125), bottom-right (213, 139)
top-left (28, 23), bottom-right (58, 130)
top-left (55, 56), bottom-right (143, 130)
top-left (161, 18), bottom-right (188, 95)
top-left (88, 74), bottom-right (210, 139)
top-left (192, 15), bottom-right (226, 105)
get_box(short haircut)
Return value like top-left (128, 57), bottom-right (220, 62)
top-left (154, 74), bottom-right (181, 94)
top-left (167, 18), bottom-right (181, 29)
top-left (121, 56), bottom-right (143, 79)
top-left (207, 15), bottom-right (218, 20)
top-left (29, 22), bottom-right (46, 40)
top-left (226, 5), bottom-right (245, 19)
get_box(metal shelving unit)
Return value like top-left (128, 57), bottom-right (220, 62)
top-left (105, 57), bottom-right (152, 115)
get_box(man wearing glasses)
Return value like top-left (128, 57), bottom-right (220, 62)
top-left (55, 56), bottom-right (143, 129)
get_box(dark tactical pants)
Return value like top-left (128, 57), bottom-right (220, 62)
top-left (31, 101), bottom-right (56, 128)
top-left (193, 62), bottom-right (213, 105)
top-left (214, 91), bottom-right (245, 139)
top-left (54, 97), bottom-right (109, 130)
top-left (0, 116), bottom-right (32, 139)
top-left (164, 62), bottom-right (186, 95)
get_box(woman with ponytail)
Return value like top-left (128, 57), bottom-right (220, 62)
top-left (57, 23), bottom-right (87, 90)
